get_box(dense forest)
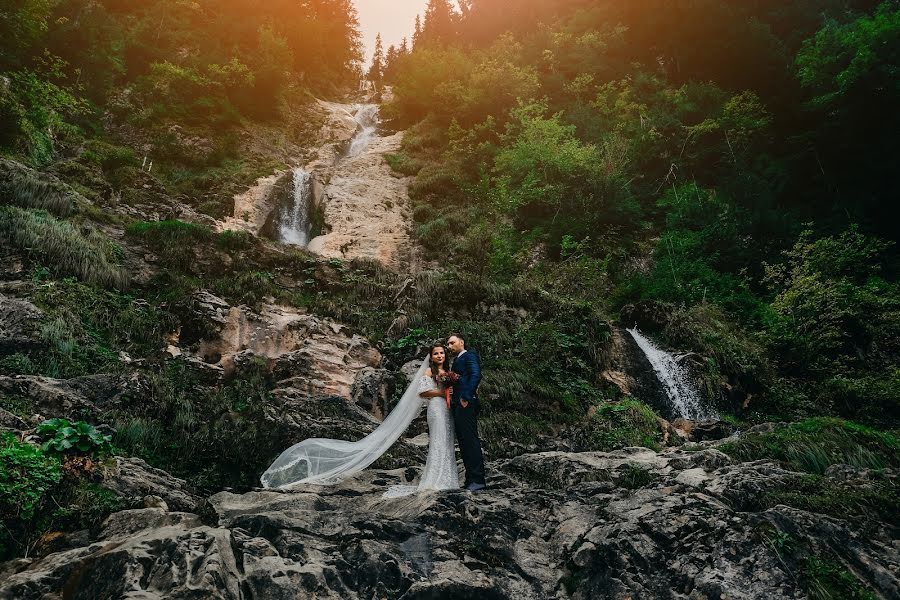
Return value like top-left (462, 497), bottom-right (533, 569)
top-left (0, 1), bottom-right (898, 592)
top-left (376, 0), bottom-right (899, 426)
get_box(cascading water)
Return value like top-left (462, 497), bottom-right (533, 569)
top-left (278, 168), bottom-right (312, 246)
top-left (346, 104), bottom-right (379, 157)
top-left (626, 327), bottom-right (717, 421)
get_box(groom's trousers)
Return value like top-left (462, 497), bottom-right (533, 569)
top-left (452, 400), bottom-right (486, 486)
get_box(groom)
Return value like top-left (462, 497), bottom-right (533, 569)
top-left (447, 334), bottom-right (486, 491)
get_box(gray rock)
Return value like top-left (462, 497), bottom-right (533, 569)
top-left (0, 294), bottom-right (43, 355)
top-left (3, 447), bottom-right (896, 599)
top-left (351, 367), bottom-right (398, 419)
top-left (0, 374), bottom-right (126, 422)
top-left (101, 457), bottom-right (200, 513)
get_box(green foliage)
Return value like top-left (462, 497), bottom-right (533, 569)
top-left (0, 206), bottom-right (128, 288)
top-left (37, 419), bottom-right (112, 455)
top-left (493, 101), bottom-right (639, 243)
top-left (797, 3), bottom-right (900, 109)
top-left (573, 399), bottom-right (663, 452)
top-left (719, 418), bottom-right (900, 474)
top-left (0, 64), bottom-right (87, 165)
top-left (764, 227), bottom-right (899, 377)
top-left (0, 434), bottom-right (61, 522)
top-left (763, 473), bottom-right (898, 525)
top-left (110, 361), bottom-right (291, 491)
top-left (803, 556), bottom-right (878, 600)
top-left (125, 219), bottom-right (214, 271)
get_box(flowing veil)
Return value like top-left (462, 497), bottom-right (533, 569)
top-left (260, 357), bottom-right (430, 488)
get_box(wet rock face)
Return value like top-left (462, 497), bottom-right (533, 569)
top-left (3, 446), bottom-right (896, 599)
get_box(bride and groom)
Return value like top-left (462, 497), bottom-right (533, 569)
top-left (260, 334), bottom-right (487, 495)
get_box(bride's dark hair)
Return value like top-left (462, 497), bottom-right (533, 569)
top-left (428, 344), bottom-right (448, 380)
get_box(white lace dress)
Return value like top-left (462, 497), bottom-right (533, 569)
top-left (383, 375), bottom-right (459, 497)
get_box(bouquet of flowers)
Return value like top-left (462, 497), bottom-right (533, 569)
top-left (439, 371), bottom-right (460, 409)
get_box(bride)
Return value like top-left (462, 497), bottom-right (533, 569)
top-left (260, 344), bottom-right (459, 495)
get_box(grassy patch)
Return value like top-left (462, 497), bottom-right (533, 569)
top-left (719, 418), bottom-right (899, 474)
top-left (0, 159), bottom-right (76, 216)
top-left (803, 556), bottom-right (877, 600)
top-left (0, 206), bottom-right (128, 288)
top-left (766, 473), bottom-right (897, 524)
top-left (20, 279), bottom-right (174, 377)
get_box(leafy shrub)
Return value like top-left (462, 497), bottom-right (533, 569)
top-left (0, 206), bottom-right (128, 288)
top-left (37, 419), bottom-right (112, 455)
top-left (0, 434), bottom-right (62, 558)
top-left (0, 434), bottom-right (61, 521)
top-left (571, 399), bottom-right (664, 452)
top-left (764, 227), bottom-right (899, 377)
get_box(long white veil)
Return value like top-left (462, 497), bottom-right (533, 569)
top-left (261, 357), bottom-right (430, 488)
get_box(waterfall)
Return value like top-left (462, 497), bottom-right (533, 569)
top-left (278, 168), bottom-right (312, 246)
top-left (347, 104), bottom-right (379, 157)
top-left (626, 327), bottom-right (717, 421)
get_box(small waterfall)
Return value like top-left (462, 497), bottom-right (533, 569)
top-left (626, 327), bottom-right (717, 421)
top-left (278, 168), bottom-right (312, 246)
top-left (347, 104), bottom-right (379, 157)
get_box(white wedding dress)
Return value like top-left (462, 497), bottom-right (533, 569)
top-left (383, 373), bottom-right (459, 497)
top-left (260, 357), bottom-right (459, 496)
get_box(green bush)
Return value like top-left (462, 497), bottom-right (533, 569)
top-left (572, 399), bottom-right (664, 452)
top-left (0, 206), bottom-right (128, 288)
top-left (0, 434), bottom-right (62, 559)
top-left (37, 419), bottom-right (112, 455)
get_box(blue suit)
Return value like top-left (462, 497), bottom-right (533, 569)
top-left (450, 350), bottom-right (486, 486)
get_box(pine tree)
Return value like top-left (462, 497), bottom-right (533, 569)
top-left (367, 32), bottom-right (384, 89)
top-left (399, 37), bottom-right (409, 56)
top-left (413, 14), bottom-right (423, 49)
top-left (384, 44), bottom-right (398, 83)
top-left (422, 0), bottom-right (457, 45)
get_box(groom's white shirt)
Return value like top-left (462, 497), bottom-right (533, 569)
top-left (456, 350), bottom-right (467, 358)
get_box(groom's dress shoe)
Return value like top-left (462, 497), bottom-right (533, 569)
top-left (466, 483), bottom-right (486, 492)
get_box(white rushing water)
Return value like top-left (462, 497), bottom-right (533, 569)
top-left (346, 104), bottom-right (379, 157)
top-left (626, 327), bottom-right (718, 421)
top-left (278, 168), bottom-right (312, 246)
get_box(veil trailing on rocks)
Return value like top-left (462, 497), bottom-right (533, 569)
top-left (261, 357), bottom-right (430, 488)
